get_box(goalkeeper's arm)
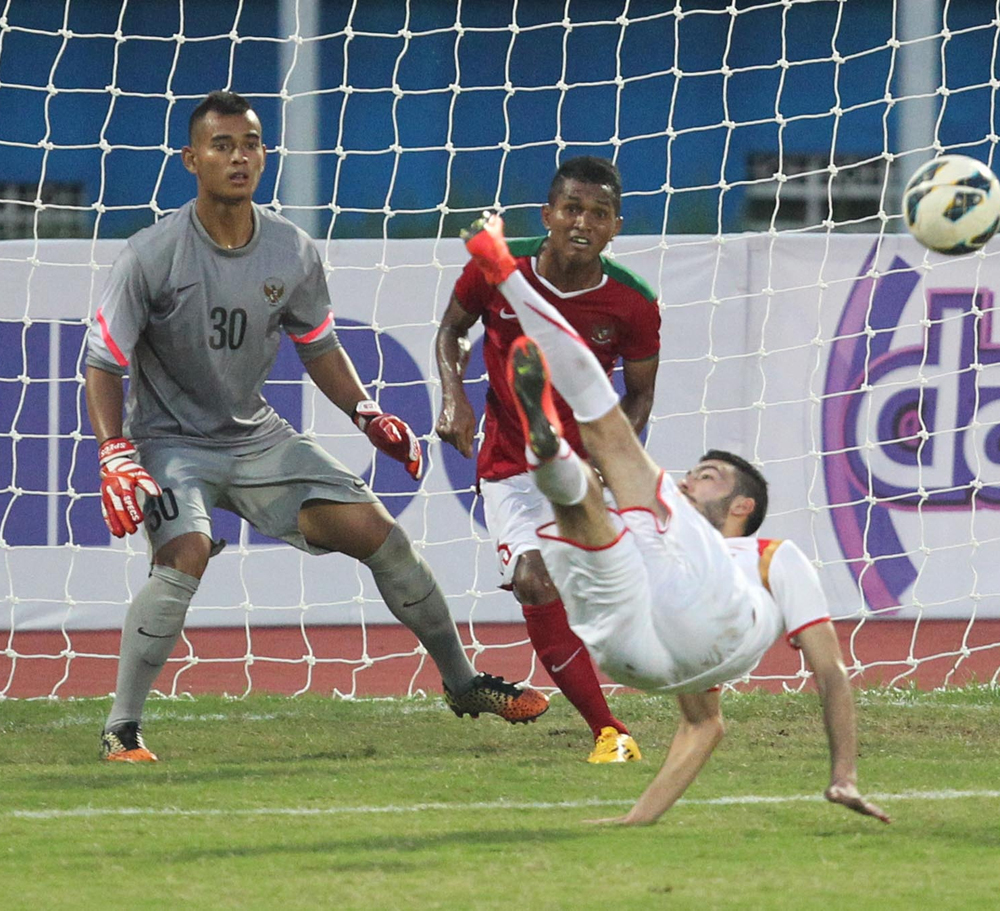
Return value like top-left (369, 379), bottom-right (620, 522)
top-left (304, 347), bottom-right (423, 481)
top-left (85, 365), bottom-right (162, 537)
top-left (86, 364), bottom-right (126, 444)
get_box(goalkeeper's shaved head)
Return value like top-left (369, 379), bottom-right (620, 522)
top-left (189, 90), bottom-right (255, 142)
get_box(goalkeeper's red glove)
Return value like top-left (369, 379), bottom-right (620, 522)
top-left (98, 437), bottom-right (162, 537)
top-left (352, 400), bottom-right (424, 481)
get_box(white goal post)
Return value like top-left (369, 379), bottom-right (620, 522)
top-left (2, 0), bottom-right (1000, 699)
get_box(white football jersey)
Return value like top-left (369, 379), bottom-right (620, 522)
top-left (726, 535), bottom-right (831, 650)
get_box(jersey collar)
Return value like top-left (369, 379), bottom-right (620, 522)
top-left (529, 256), bottom-right (609, 299)
top-left (189, 201), bottom-right (262, 257)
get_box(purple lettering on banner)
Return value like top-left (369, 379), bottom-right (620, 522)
top-left (823, 242), bottom-right (1000, 612)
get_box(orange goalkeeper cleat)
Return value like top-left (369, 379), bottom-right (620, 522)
top-left (507, 336), bottom-right (563, 461)
top-left (461, 212), bottom-right (518, 285)
top-left (100, 721), bottom-right (158, 762)
top-left (444, 672), bottom-right (549, 724)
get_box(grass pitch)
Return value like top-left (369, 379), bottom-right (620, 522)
top-left (1, 688), bottom-right (998, 910)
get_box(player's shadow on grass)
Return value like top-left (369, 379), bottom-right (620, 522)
top-left (168, 827), bottom-right (590, 865)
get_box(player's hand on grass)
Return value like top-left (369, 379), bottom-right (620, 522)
top-left (825, 780), bottom-right (891, 824)
top-left (353, 400), bottom-right (424, 481)
top-left (98, 437), bottom-right (162, 537)
top-left (583, 812), bottom-right (657, 827)
top-left (435, 397), bottom-right (477, 458)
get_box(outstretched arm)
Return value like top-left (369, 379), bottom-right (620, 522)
top-left (797, 621), bottom-right (891, 824)
top-left (434, 293), bottom-right (480, 458)
top-left (587, 690), bottom-right (724, 826)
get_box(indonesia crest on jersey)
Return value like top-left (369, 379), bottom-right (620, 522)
top-left (454, 236), bottom-right (661, 482)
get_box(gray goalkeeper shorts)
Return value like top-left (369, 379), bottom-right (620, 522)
top-left (136, 433), bottom-right (378, 558)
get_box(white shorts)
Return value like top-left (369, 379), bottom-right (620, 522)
top-left (480, 474), bottom-right (555, 587)
top-left (481, 473), bottom-right (616, 588)
top-left (537, 471), bottom-right (761, 693)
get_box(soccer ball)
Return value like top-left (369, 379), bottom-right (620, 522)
top-left (903, 154), bottom-right (1000, 255)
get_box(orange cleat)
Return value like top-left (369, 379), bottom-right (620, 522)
top-left (507, 336), bottom-right (563, 461)
top-left (461, 213), bottom-right (518, 285)
top-left (444, 672), bottom-right (549, 724)
top-left (100, 722), bottom-right (159, 762)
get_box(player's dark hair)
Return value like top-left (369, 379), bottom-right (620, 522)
top-left (189, 90), bottom-right (254, 141)
top-left (700, 449), bottom-right (769, 536)
top-left (549, 156), bottom-right (623, 215)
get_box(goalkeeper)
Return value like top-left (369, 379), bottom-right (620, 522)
top-left (85, 91), bottom-right (547, 762)
top-left (436, 157), bottom-right (659, 764)
top-left (462, 213), bottom-right (890, 826)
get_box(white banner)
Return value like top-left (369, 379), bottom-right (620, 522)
top-left (3, 233), bottom-right (1000, 629)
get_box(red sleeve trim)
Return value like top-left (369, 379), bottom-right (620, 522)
top-left (289, 312), bottom-right (333, 344)
top-left (612, 468), bottom-right (675, 534)
top-left (96, 307), bottom-right (128, 367)
top-left (785, 616), bottom-right (831, 649)
top-left (536, 520), bottom-right (628, 552)
top-left (619, 503), bottom-right (672, 535)
top-left (613, 469), bottom-right (674, 533)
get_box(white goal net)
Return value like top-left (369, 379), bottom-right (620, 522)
top-left (3, 0), bottom-right (1000, 700)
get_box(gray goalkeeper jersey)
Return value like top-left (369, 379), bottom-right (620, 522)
top-left (86, 200), bottom-right (340, 451)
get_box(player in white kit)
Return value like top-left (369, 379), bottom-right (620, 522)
top-left (463, 213), bottom-right (890, 826)
top-left (85, 91), bottom-right (547, 762)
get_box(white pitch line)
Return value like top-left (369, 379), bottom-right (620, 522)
top-left (7, 789), bottom-right (1000, 820)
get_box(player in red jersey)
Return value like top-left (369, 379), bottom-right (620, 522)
top-left (436, 157), bottom-right (660, 762)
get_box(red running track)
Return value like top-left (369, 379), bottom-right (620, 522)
top-left (2, 620), bottom-right (999, 699)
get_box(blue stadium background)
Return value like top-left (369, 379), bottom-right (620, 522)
top-left (0, 0), bottom-right (997, 239)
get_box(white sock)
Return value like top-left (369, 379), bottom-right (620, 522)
top-left (528, 438), bottom-right (589, 506)
top-left (498, 270), bottom-right (620, 423)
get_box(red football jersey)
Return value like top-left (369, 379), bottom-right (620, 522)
top-left (454, 236), bottom-right (661, 482)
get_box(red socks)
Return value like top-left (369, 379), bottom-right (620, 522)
top-left (522, 599), bottom-right (629, 739)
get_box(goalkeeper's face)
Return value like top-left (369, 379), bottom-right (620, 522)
top-left (183, 110), bottom-right (266, 204)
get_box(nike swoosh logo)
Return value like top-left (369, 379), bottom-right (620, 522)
top-left (137, 627), bottom-right (174, 639)
top-left (498, 308), bottom-right (519, 320)
top-left (550, 646), bottom-right (583, 674)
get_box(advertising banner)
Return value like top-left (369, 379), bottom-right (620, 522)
top-left (3, 233), bottom-right (998, 629)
